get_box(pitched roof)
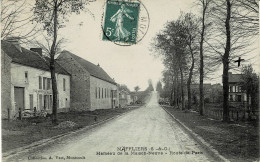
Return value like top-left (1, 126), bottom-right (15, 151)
top-left (60, 50), bottom-right (116, 84)
top-left (228, 73), bottom-right (242, 83)
top-left (118, 85), bottom-right (131, 93)
top-left (1, 40), bottom-right (69, 75)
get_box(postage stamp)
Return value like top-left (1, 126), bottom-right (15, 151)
top-left (102, 0), bottom-right (140, 44)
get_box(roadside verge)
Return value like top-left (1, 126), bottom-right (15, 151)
top-left (2, 106), bottom-right (142, 160)
top-left (161, 106), bottom-right (230, 162)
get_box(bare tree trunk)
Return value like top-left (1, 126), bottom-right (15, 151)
top-left (170, 75), bottom-right (174, 106)
top-left (222, 0), bottom-right (231, 122)
top-left (199, 0), bottom-right (207, 116)
top-left (180, 66), bottom-right (185, 110)
top-left (187, 44), bottom-right (195, 110)
top-left (173, 68), bottom-right (178, 107)
top-left (50, 3), bottom-right (58, 125)
top-left (176, 69), bottom-right (179, 108)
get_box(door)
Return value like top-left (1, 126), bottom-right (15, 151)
top-left (29, 94), bottom-right (33, 110)
top-left (14, 87), bottom-right (25, 110)
top-left (44, 95), bottom-right (49, 110)
top-left (39, 94), bottom-right (43, 110)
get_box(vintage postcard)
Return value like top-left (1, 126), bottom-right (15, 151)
top-left (1, 0), bottom-right (259, 162)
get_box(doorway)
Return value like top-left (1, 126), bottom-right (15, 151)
top-left (14, 87), bottom-right (25, 111)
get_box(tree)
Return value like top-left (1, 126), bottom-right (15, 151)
top-left (156, 81), bottom-right (163, 92)
top-left (1, 0), bottom-right (40, 42)
top-left (181, 13), bottom-right (200, 110)
top-left (152, 17), bottom-right (189, 110)
top-left (235, 0), bottom-right (259, 36)
top-left (198, 0), bottom-right (212, 116)
top-left (241, 65), bottom-right (259, 114)
top-left (205, 0), bottom-right (258, 121)
top-left (222, 0), bottom-right (232, 122)
top-left (134, 86), bottom-right (140, 92)
top-left (33, 0), bottom-right (91, 124)
top-left (147, 79), bottom-right (154, 91)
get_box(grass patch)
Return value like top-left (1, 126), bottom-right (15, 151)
top-left (2, 106), bottom-right (141, 152)
top-left (162, 106), bottom-right (259, 162)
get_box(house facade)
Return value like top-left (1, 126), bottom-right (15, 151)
top-left (228, 72), bottom-right (247, 107)
top-left (1, 40), bottom-right (70, 119)
top-left (57, 50), bottom-right (119, 111)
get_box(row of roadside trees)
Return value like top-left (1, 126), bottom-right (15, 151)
top-left (152, 0), bottom-right (259, 122)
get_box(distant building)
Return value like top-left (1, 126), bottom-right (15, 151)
top-left (1, 39), bottom-right (70, 119)
top-left (57, 50), bottom-right (119, 111)
top-left (228, 72), bottom-right (247, 107)
top-left (118, 85), bottom-right (131, 107)
top-left (130, 91), bottom-right (147, 104)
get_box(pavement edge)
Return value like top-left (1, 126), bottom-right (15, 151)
top-left (2, 106), bottom-right (141, 160)
top-left (161, 106), bottom-right (230, 162)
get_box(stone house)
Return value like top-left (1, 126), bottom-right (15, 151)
top-left (57, 50), bottom-right (119, 111)
top-left (228, 72), bottom-right (247, 107)
top-left (1, 40), bottom-right (71, 119)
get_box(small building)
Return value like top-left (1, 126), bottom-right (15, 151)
top-left (228, 72), bottom-right (247, 107)
top-left (130, 91), bottom-right (147, 104)
top-left (118, 85), bottom-right (131, 107)
top-left (57, 50), bottom-right (119, 111)
top-left (1, 39), bottom-right (71, 119)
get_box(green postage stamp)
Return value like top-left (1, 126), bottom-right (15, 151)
top-left (102, 0), bottom-right (140, 44)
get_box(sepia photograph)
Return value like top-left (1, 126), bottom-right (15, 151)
top-left (1, 0), bottom-right (259, 161)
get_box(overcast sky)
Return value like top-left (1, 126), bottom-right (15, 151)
top-left (5, 0), bottom-right (259, 91)
top-left (56, 0), bottom-right (198, 91)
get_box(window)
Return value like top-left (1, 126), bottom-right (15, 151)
top-left (29, 94), bottom-right (33, 109)
top-left (39, 76), bottom-right (42, 89)
top-left (25, 71), bottom-right (28, 79)
top-left (47, 78), bottom-right (51, 90)
top-left (39, 94), bottom-right (43, 109)
top-left (229, 95), bottom-right (233, 101)
top-left (50, 95), bottom-right (53, 110)
top-left (63, 78), bottom-right (66, 91)
top-left (238, 86), bottom-right (241, 92)
top-left (99, 87), bottom-right (100, 99)
top-left (102, 88), bottom-right (103, 98)
top-left (229, 86), bottom-right (233, 92)
top-left (95, 87), bottom-right (98, 99)
top-left (43, 77), bottom-right (46, 90)
top-left (237, 95), bottom-right (242, 102)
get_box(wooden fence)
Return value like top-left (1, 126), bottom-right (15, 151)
top-left (204, 105), bottom-right (259, 121)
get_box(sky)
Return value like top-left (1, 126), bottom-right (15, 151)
top-left (57, 0), bottom-right (197, 91)
top-left (3, 0), bottom-right (259, 91)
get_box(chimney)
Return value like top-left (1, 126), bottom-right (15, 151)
top-left (30, 48), bottom-right (42, 56)
top-left (6, 37), bottom-right (22, 52)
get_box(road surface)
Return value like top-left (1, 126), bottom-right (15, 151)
top-left (7, 92), bottom-right (213, 162)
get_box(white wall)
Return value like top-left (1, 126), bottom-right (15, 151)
top-left (10, 63), bottom-right (70, 115)
top-left (90, 76), bottom-right (118, 110)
